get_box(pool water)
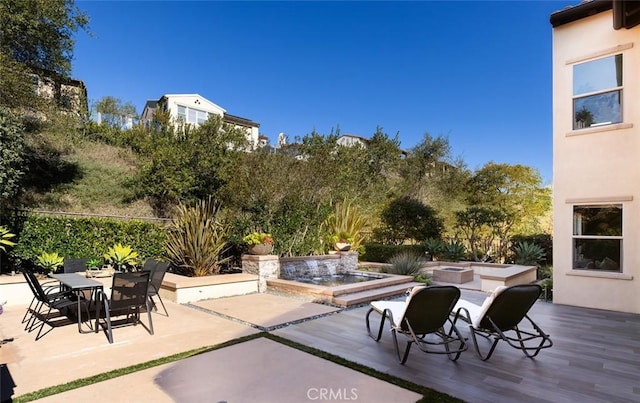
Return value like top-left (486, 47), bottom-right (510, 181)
top-left (294, 273), bottom-right (378, 287)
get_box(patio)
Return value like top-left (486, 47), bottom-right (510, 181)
top-left (1, 289), bottom-right (639, 402)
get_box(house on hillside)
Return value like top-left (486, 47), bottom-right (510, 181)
top-left (140, 94), bottom-right (262, 149)
top-left (336, 134), bottom-right (368, 147)
top-left (550, 0), bottom-right (640, 314)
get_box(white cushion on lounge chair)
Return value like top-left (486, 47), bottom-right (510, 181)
top-left (454, 286), bottom-right (507, 328)
top-left (370, 286), bottom-right (426, 328)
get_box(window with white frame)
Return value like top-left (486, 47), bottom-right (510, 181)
top-left (177, 105), bottom-right (186, 122)
top-left (573, 204), bottom-right (622, 272)
top-left (177, 105), bottom-right (208, 125)
top-left (573, 54), bottom-right (623, 130)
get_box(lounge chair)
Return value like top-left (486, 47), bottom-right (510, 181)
top-left (451, 284), bottom-right (553, 361)
top-left (95, 271), bottom-right (153, 344)
top-left (366, 285), bottom-right (467, 364)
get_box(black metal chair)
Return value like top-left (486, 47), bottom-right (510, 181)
top-left (143, 260), bottom-right (170, 316)
top-left (22, 268), bottom-right (78, 340)
top-left (452, 284), bottom-right (553, 361)
top-left (95, 271), bottom-right (153, 344)
top-left (63, 258), bottom-right (89, 273)
top-left (366, 285), bottom-right (467, 364)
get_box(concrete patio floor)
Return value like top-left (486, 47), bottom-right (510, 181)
top-left (1, 289), bottom-right (639, 402)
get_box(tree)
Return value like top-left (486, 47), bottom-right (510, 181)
top-left (374, 197), bottom-right (443, 245)
top-left (94, 96), bottom-right (138, 128)
top-left (0, 0), bottom-right (89, 76)
top-left (0, 107), bottom-right (26, 206)
top-left (461, 162), bottom-right (551, 261)
top-left (135, 115), bottom-right (248, 215)
top-left (0, 0), bottom-right (89, 111)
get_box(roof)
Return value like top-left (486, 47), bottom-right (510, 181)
top-left (223, 113), bottom-right (260, 128)
top-left (550, 0), bottom-right (640, 29)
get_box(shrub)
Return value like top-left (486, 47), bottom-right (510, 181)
top-left (513, 241), bottom-right (546, 266)
top-left (360, 243), bottom-right (426, 263)
top-left (103, 243), bottom-right (139, 271)
top-left (511, 234), bottom-right (552, 265)
top-left (165, 197), bottom-right (230, 277)
top-left (10, 214), bottom-right (166, 271)
top-left (442, 240), bottom-right (466, 262)
top-left (423, 238), bottom-right (445, 261)
top-left (0, 225), bottom-right (16, 252)
top-left (385, 251), bottom-right (427, 277)
top-left (321, 199), bottom-right (369, 252)
top-left (374, 197), bottom-right (443, 245)
top-left (36, 251), bottom-right (64, 273)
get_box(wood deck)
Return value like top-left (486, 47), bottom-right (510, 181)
top-left (273, 289), bottom-right (640, 403)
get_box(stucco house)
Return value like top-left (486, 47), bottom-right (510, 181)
top-left (550, 0), bottom-right (639, 314)
top-left (140, 94), bottom-right (261, 149)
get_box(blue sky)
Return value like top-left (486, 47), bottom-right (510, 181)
top-left (72, 1), bottom-right (577, 185)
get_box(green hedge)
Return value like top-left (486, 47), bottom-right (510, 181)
top-left (360, 243), bottom-right (427, 263)
top-left (10, 215), bottom-right (167, 269)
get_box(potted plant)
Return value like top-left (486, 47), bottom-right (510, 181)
top-left (242, 232), bottom-right (274, 255)
top-left (332, 231), bottom-right (353, 251)
top-left (36, 251), bottom-right (64, 275)
top-left (86, 258), bottom-right (103, 270)
top-left (103, 243), bottom-right (139, 271)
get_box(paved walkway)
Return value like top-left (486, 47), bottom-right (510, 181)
top-left (0, 293), bottom-right (422, 402)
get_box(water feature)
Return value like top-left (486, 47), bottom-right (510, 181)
top-left (293, 272), bottom-right (381, 287)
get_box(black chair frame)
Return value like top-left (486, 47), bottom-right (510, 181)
top-left (366, 286), bottom-right (467, 364)
top-left (452, 284), bottom-right (553, 361)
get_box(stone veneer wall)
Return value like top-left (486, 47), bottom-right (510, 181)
top-left (241, 252), bottom-right (358, 292)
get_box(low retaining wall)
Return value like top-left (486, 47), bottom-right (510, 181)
top-left (0, 271), bottom-right (259, 307)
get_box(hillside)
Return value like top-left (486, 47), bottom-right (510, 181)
top-left (22, 137), bottom-right (155, 218)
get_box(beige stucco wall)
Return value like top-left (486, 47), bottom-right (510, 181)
top-left (552, 10), bottom-right (639, 313)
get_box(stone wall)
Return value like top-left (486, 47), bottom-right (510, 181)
top-left (241, 252), bottom-right (358, 292)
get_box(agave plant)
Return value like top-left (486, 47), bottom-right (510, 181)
top-left (423, 238), bottom-right (445, 261)
top-left (321, 199), bottom-right (369, 251)
top-left (104, 243), bottom-right (139, 271)
top-left (165, 197), bottom-right (230, 277)
top-left (0, 226), bottom-right (16, 252)
top-left (442, 240), bottom-right (467, 262)
top-left (37, 251), bottom-right (64, 273)
top-left (513, 241), bottom-right (546, 266)
top-left (386, 251), bottom-right (426, 277)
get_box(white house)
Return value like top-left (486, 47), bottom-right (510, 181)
top-left (140, 94), bottom-right (261, 149)
top-left (550, 0), bottom-right (640, 314)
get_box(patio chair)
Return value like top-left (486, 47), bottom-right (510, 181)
top-left (20, 269), bottom-right (64, 327)
top-left (22, 268), bottom-right (78, 340)
top-left (366, 285), bottom-right (467, 364)
top-left (143, 260), bottom-right (170, 316)
top-left (95, 271), bottom-right (153, 344)
top-left (63, 258), bottom-right (89, 273)
top-left (451, 284), bottom-right (553, 361)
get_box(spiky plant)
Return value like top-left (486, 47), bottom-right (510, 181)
top-left (165, 197), bottom-right (230, 277)
top-left (321, 199), bottom-right (369, 251)
top-left (0, 226), bottom-right (16, 252)
top-left (387, 251), bottom-right (426, 277)
top-left (442, 240), bottom-right (467, 262)
top-left (513, 241), bottom-right (546, 266)
top-left (423, 238), bottom-right (444, 261)
top-left (104, 243), bottom-right (139, 271)
top-left (37, 251), bottom-right (64, 273)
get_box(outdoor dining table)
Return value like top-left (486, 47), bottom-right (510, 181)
top-left (49, 273), bottom-right (104, 334)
